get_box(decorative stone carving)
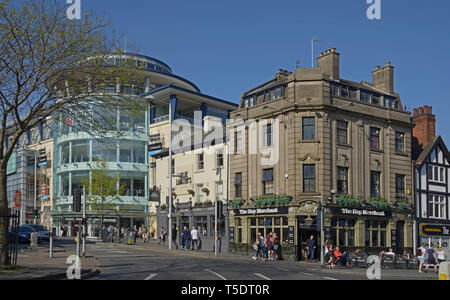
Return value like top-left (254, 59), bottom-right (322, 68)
top-left (297, 200), bottom-right (319, 215)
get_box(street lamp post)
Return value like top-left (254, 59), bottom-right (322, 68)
top-left (168, 96), bottom-right (173, 250)
top-left (314, 195), bottom-right (324, 267)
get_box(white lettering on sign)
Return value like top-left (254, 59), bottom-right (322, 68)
top-left (340, 208), bottom-right (386, 217)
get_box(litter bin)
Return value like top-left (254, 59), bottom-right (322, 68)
top-left (439, 262), bottom-right (450, 280)
top-left (127, 231), bottom-right (135, 245)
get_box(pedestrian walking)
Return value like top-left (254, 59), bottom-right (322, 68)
top-left (181, 226), bottom-right (190, 250)
top-left (418, 244), bottom-right (426, 273)
top-left (437, 247), bottom-right (447, 264)
top-left (272, 233), bottom-right (280, 260)
top-left (424, 245), bottom-right (438, 273)
top-left (142, 225), bottom-right (149, 243)
top-left (191, 226), bottom-right (199, 250)
top-left (402, 250), bottom-right (411, 269)
top-left (171, 224), bottom-right (179, 249)
top-left (306, 235), bottom-right (316, 262)
top-left (252, 232), bottom-right (265, 261)
top-left (158, 226), bottom-right (167, 245)
top-left (266, 232), bottom-right (273, 261)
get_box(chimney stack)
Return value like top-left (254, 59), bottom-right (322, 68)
top-left (316, 47), bottom-right (340, 79)
top-left (372, 62), bottom-right (394, 93)
top-left (412, 105), bottom-right (436, 150)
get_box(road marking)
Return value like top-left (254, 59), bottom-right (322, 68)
top-left (254, 273), bottom-right (272, 280)
top-left (144, 273), bottom-right (158, 280)
top-left (302, 272), bottom-right (313, 276)
top-left (323, 276), bottom-right (338, 280)
top-left (205, 269), bottom-right (227, 280)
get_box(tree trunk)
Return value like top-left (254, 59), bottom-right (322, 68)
top-left (0, 162), bottom-right (9, 268)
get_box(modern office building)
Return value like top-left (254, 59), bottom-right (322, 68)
top-left (52, 53), bottom-right (201, 237)
top-left (6, 117), bottom-right (53, 225)
top-left (412, 106), bottom-right (450, 253)
top-left (228, 48), bottom-right (415, 261)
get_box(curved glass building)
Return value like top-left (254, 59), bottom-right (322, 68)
top-left (52, 53), bottom-right (199, 237)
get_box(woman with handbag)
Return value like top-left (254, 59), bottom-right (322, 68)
top-left (272, 233), bottom-right (280, 260)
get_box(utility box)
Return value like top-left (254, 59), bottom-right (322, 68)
top-left (439, 262), bottom-right (450, 280)
top-left (30, 232), bottom-right (39, 247)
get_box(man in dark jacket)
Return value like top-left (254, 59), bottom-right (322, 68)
top-left (171, 224), bottom-right (178, 249)
top-left (306, 235), bottom-right (316, 262)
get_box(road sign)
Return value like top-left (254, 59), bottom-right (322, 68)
top-left (148, 143), bottom-right (163, 156)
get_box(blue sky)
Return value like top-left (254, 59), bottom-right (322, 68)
top-left (84, 0), bottom-right (450, 141)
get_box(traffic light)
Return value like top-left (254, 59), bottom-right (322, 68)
top-left (33, 209), bottom-right (39, 219)
top-left (73, 189), bottom-right (81, 212)
top-left (216, 200), bottom-right (223, 218)
top-left (81, 218), bottom-right (87, 226)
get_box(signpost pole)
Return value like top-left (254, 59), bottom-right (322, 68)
top-left (168, 96), bottom-right (173, 250)
top-left (215, 200), bottom-right (218, 257)
top-left (34, 154), bottom-right (37, 225)
top-left (82, 185), bottom-right (86, 258)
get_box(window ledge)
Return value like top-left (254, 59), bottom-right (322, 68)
top-left (337, 143), bottom-right (352, 148)
top-left (370, 148), bottom-right (384, 154)
top-left (395, 151), bottom-right (409, 157)
top-left (300, 139), bottom-right (320, 144)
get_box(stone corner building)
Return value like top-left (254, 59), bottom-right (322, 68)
top-left (228, 48), bottom-right (414, 261)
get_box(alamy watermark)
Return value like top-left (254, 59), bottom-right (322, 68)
top-left (66, 0), bottom-right (81, 20)
top-left (366, 255), bottom-right (381, 280)
top-left (366, 0), bottom-right (381, 20)
top-left (170, 113), bottom-right (280, 167)
top-left (66, 255), bottom-right (81, 280)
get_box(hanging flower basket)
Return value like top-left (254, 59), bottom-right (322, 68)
top-left (187, 189), bottom-right (195, 195)
top-left (201, 188), bottom-right (210, 195)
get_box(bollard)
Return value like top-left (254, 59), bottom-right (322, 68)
top-left (30, 232), bottom-right (38, 248)
top-left (49, 233), bottom-right (53, 258)
top-left (439, 262), bottom-right (450, 280)
top-left (76, 231), bottom-right (80, 258)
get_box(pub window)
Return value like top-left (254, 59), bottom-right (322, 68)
top-left (395, 174), bottom-right (405, 199)
top-left (365, 220), bottom-right (387, 247)
top-left (395, 132), bottom-right (405, 153)
top-left (370, 171), bottom-right (381, 198)
top-left (249, 216), bottom-right (289, 246)
top-left (235, 218), bottom-right (242, 243)
top-left (303, 164), bottom-right (316, 193)
top-left (337, 167), bottom-right (349, 195)
top-left (330, 218), bottom-right (355, 247)
top-left (370, 127), bottom-right (381, 150)
top-left (336, 121), bottom-right (348, 145)
top-left (302, 117), bottom-right (315, 140)
top-left (235, 173), bottom-right (242, 198)
top-left (262, 168), bottom-right (274, 195)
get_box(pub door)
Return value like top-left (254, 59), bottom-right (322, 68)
top-left (297, 217), bottom-right (320, 261)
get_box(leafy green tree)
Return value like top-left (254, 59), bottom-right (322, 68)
top-left (81, 159), bottom-right (126, 239)
top-left (0, 0), bottom-right (144, 267)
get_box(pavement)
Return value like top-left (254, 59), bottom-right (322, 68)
top-left (0, 238), bottom-right (99, 280)
top-left (0, 237), bottom-right (442, 280)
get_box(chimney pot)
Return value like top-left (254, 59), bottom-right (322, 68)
top-left (418, 107), bottom-right (424, 115)
top-left (413, 108), bottom-right (418, 116)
